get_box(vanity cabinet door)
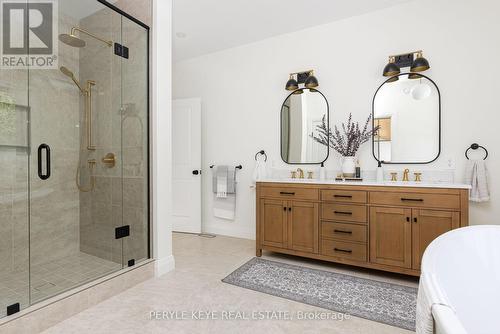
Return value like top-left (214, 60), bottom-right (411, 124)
top-left (370, 207), bottom-right (412, 268)
top-left (287, 201), bottom-right (319, 254)
top-left (260, 199), bottom-right (288, 249)
top-left (412, 209), bottom-right (459, 270)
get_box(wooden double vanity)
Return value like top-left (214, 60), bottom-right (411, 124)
top-left (256, 180), bottom-right (469, 276)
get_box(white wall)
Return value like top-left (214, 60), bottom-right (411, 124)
top-left (173, 0), bottom-right (500, 239)
top-left (152, 0), bottom-right (175, 275)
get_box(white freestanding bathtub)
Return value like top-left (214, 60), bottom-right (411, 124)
top-left (419, 225), bottom-right (500, 334)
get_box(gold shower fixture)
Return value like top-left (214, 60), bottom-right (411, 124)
top-left (59, 27), bottom-right (112, 48)
top-left (59, 66), bottom-right (96, 150)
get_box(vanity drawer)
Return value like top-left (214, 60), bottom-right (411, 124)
top-left (321, 203), bottom-right (367, 223)
top-left (369, 191), bottom-right (460, 210)
top-left (321, 189), bottom-right (367, 204)
top-left (321, 239), bottom-right (367, 262)
top-left (260, 186), bottom-right (319, 201)
top-left (321, 222), bottom-right (367, 243)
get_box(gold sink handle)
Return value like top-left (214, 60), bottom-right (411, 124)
top-left (102, 153), bottom-right (116, 168)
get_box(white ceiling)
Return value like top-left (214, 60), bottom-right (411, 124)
top-left (173, 0), bottom-right (412, 62)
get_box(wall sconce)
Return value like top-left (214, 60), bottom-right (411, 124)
top-left (285, 70), bottom-right (319, 91)
top-left (382, 50), bottom-right (430, 81)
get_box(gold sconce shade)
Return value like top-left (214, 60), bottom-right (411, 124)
top-left (410, 52), bottom-right (430, 72)
top-left (285, 74), bottom-right (299, 91)
top-left (383, 57), bottom-right (400, 77)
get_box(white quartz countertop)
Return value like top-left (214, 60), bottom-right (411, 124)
top-left (257, 178), bottom-right (471, 189)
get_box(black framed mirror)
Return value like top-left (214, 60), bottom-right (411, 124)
top-left (372, 73), bottom-right (441, 164)
top-left (280, 88), bottom-right (329, 164)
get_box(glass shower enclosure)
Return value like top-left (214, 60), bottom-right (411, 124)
top-left (0, 0), bottom-right (149, 318)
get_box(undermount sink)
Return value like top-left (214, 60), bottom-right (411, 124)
top-left (281, 178), bottom-right (318, 183)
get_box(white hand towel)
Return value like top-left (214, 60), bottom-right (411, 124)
top-left (465, 160), bottom-right (490, 202)
top-left (252, 160), bottom-right (268, 183)
top-left (213, 194), bottom-right (236, 220)
top-left (216, 166), bottom-right (228, 198)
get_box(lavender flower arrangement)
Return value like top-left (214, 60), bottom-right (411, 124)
top-left (312, 113), bottom-right (379, 157)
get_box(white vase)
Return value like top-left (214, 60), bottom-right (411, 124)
top-left (341, 156), bottom-right (356, 177)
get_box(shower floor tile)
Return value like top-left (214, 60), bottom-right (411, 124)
top-left (0, 252), bottom-right (121, 318)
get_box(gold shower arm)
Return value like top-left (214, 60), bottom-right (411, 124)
top-left (71, 27), bottom-right (113, 47)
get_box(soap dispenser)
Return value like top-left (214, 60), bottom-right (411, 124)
top-left (319, 162), bottom-right (326, 180)
top-left (376, 161), bottom-right (384, 182)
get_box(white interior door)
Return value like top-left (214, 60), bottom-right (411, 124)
top-left (172, 98), bottom-right (202, 233)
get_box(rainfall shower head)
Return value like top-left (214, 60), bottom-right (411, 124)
top-left (59, 33), bottom-right (86, 48)
top-left (59, 27), bottom-right (112, 48)
top-left (60, 66), bottom-right (86, 94)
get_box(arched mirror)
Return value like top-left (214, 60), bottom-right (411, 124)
top-left (372, 73), bottom-right (441, 164)
top-left (281, 88), bottom-right (329, 164)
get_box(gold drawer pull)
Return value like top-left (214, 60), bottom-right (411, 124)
top-left (334, 229), bottom-right (352, 235)
top-left (280, 191), bottom-right (295, 196)
top-left (401, 198), bottom-right (424, 202)
top-left (334, 211), bottom-right (353, 215)
top-left (334, 195), bottom-right (352, 198)
top-left (334, 248), bottom-right (352, 254)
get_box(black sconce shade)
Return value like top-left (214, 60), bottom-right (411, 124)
top-left (383, 62), bottom-right (400, 77)
top-left (411, 54), bottom-right (430, 72)
top-left (285, 76), bottom-right (298, 91)
top-left (408, 73), bottom-right (423, 80)
top-left (386, 76), bottom-right (399, 83)
top-left (304, 73), bottom-right (319, 88)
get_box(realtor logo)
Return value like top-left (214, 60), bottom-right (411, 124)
top-left (1, 0), bottom-right (58, 69)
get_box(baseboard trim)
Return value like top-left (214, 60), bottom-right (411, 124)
top-left (202, 223), bottom-right (255, 240)
top-left (154, 254), bottom-right (175, 277)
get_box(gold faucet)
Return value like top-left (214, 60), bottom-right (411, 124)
top-left (402, 169), bottom-right (410, 182)
top-left (297, 168), bottom-right (305, 179)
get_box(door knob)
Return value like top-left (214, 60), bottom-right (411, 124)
top-left (192, 170), bottom-right (201, 175)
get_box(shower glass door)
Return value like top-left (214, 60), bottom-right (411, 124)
top-left (28, 0), bottom-right (122, 304)
top-left (0, 0), bottom-right (150, 318)
top-left (0, 49), bottom-right (30, 318)
top-left (121, 12), bottom-right (150, 266)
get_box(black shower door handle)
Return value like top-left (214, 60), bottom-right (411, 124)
top-left (38, 144), bottom-right (51, 180)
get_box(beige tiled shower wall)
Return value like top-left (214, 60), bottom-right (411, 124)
top-left (78, 2), bottom-right (150, 265)
top-left (114, 0), bottom-right (152, 26)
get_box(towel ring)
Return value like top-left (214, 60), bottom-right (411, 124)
top-left (255, 150), bottom-right (267, 162)
top-left (465, 143), bottom-right (488, 160)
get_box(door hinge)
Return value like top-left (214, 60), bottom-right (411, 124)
top-left (115, 225), bottom-right (130, 239)
top-left (7, 303), bottom-right (20, 316)
top-left (114, 43), bottom-right (129, 59)
top-left (128, 259), bottom-right (135, 267)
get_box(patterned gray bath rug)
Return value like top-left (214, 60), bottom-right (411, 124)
top-left (222, 257), bottom-right (417, 331)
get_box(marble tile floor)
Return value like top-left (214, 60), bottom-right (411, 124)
top-left (39, 233), bottom-right (419, 334)
top-left (0, 252), bottom-right (121, 318)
